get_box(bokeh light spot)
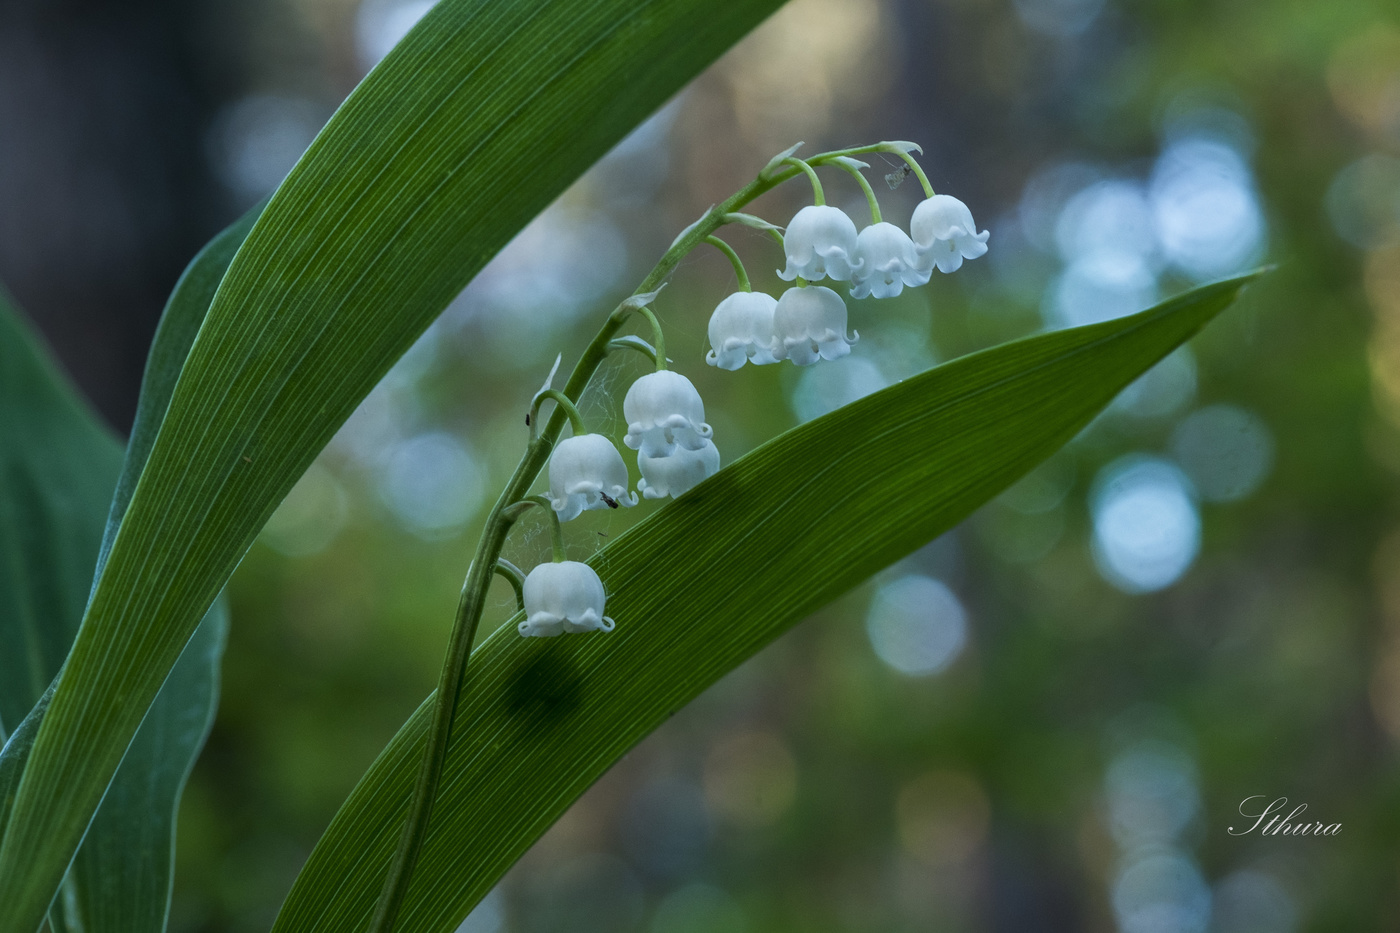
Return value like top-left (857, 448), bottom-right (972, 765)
top-left (1170, 404), bottom-right (1274, 502)
top-left (1091, 457), bottom-right (1200, 593)
top-left (1112, 852), bottom-right (1211, 933)
top-left (865, 575), bottom-right (969, 676)
top-left (1212, 870), bottom-right (1298, 933)
top-left (207, 96), bottom-right (325, 201)
top-left (1110, 348), bottom-right (1197, 420)
top-left (790, 356), bottom-right (888, 422)
top-left (1012, 0), bottom-right (1105, 37)
top-left (1150, 138), bottom-right (1265, 281)
top-left (895, 770), bottom-right (990, 866)
top-left (1326, 154), bottom-right (1400, 248)
top-left (651, 883), bottom-right (747, 933)
top-left (1049, 253), bottom-right (1159, 328)
top-left (356, 0), bottom-right (436, 70)
top-left (378, 431), bottom-right (483, 538)
top-left (1105, 742), bottom-right (1200, 851)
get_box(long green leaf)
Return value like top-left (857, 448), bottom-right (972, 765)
top-left (47, 210), bottom-right (258, 933)
top-left (0, 289), bottom-right (122, 736)
top-left (0, 1), bottom-right (786, 927)
top-left (273, 275), bottom-right (1259, 932)
top-left (0, 214), bottom-right (250, 932)
top-left (47, 605), bottom-right (226, 933)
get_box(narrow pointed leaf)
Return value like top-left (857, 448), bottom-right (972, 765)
top-left (47, 211), bottom-right (256, 933)
top-left (274, 274), bottom-right (1260, 933)
top-left (0, 0), bottom-right (787, 926)
top-left (47, 605), bottom-right (227, 933)
top-left (0, 290), bottom-right (122, 737)
top-left (0, 218), bottom-right (246, 932)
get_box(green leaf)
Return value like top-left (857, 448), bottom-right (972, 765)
top-left (1, 205), bottom-right (251, 930)
top-left (48, 209), bottom-right (257, 933)
top-left (272, 274), bottom-right (1258, 933)
top-left (2, 203), bottom-right (250, 924)
top-left (0, 288), bottom-right (123, 737)
top-left (47, 605), bottom-right (227, 933)
top-left (0, 1), bottom-right (786, 927)
top-left (94, 203), bottom-right (265, 582)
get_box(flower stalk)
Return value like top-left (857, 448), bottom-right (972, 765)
top-left (706, 235), bottom-right (751, 292)
top-left (366, 140), bottom-right (928, 933)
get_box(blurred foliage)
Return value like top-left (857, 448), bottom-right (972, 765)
top-left (7, 0), bottom-right (1400, 929)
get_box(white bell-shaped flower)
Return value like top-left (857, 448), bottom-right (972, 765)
top-left (706, 291), bottom-right (779, 370)
top-left (778, 205), bottom-right (859, 282)
top-left (771, 285), bottom-right (858, 366)
top-left (850, 222), bottom-right (930, 299)
top-left (911, 194), bottom-right (990, 274)
top-left (623, 370), bottom-right (713, 458)
top-left (518, 560), bottom-right (615, 637)
top-left (547, 433), bottom-right (637, 522)
top-left (638, 439), bottom-right (720, 500)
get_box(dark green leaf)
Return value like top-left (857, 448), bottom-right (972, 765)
top-left (272, 274), bottom-right (1260, 932)
top-left (0, 203), bottom-right (252, 931)
top-left (0, 288), bottom-right (122, 736)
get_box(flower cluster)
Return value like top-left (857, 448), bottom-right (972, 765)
top-left (522, 362), bottom-right (720, 636)
top-left (707, 162), bottom-right (987, 370)
top-left (515, 143), bottom-right (986, 638)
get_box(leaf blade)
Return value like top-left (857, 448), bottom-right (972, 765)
top-left (0, 204), bottom-right (251, 931)
top-left (273, 274), bottom-right (1260, 932)
top-left (0, 289), bottom-right (123, 736)
top-left (0, 1), bottom-right (787, 927)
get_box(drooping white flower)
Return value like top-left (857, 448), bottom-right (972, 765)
top-left (623, 370), bottom-right (713, 458)
top-left (706, 291), bottom-right (779, 370)
top-left (638, 439), bottom-right (720, 500)
top-left (771, 285), bottom-right (858, 366)
top-left (778, 205), bottom-right (859, 282)
top-left (518, 560), bottom-right (614, 637)
top-left (910, 194), bottom-right (990, 274)
top-left (547, 433), bottom-right (637, 521)
top-left (850, 222), bottom-right (930, 299)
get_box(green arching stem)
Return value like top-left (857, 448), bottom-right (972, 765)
top-left (530, 389), bottom-right (586, 439)
top-left (524, 495), bottom-right (566, 562)
top-left (894, 150), bottom-right (934, 199)
top-left (836, 161), bottom-right (882, 225)
top-left (632, 306), bottom-right (668, 371)
top-left (782, 156), bottom-right (825, 206)
top-left (705, 236), bottom-right (751, 292)
top-left (492, 559), bottom-right (526, 611)
top-left (368, 139), bottom-right (894, 933)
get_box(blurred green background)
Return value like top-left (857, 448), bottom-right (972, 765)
top-left (6, 0), bottom-right (1400, 929)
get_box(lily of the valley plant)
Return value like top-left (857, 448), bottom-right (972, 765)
top-left (368, 140), bottom-right (988, 930)
top-left (0, 5), bottom-right (1257, 928)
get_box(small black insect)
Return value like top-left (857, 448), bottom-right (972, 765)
top-left (599, 492), bottom-right (619, 509)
